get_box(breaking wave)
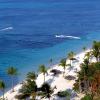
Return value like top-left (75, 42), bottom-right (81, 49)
top-left (55, 35), bottom-right (81, 39)
top-left (0, 27), bottom-right (13, 31)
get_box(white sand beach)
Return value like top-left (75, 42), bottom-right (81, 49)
top-left (1, 49), bottom-right (95, 100)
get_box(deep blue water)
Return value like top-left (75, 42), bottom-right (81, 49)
top-left (0, 0), bottom-right (100, 92)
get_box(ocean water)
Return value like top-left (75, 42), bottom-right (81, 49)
top-left (0, 0), bottom-right (100, 91)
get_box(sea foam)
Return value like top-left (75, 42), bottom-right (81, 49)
top-left (55, 35), bottom-right (81, 39)
top-left (0, 27), bottom-right (13, 31)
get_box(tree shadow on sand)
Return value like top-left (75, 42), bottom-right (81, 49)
top-left (67, 66), bottom-right (74, 72)
top-left (45, 69), bottom-right (62, 85)
top-left (54, 88), bottom-right (78, 100)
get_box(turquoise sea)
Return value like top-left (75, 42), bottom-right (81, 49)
top-left (0, 0), bottom-right (100, 91)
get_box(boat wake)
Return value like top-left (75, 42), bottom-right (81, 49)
top-left (0, 27), bottom-right (13, 31)
top-left (55, 35), bottom-right (81, 39)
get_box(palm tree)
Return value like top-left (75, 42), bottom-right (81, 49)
top-left (39, 83), bottom-right (53, 100)
top-left (16, 79), bottom-right (37, 100)
top-left (59, 58), bottom-right (66, 77)
top-left (7, 67), bottom-right (18, 92)
top-left (80, 58), bottom-right (90, 91)
top-left (85, 51), bottom-right (92, 62)
top-left (83, 46), bottom-right (87, 59)
top-left (0, 80), bottom-right (5, 100)
top-left (67, 51), bottom-right (75, 66)
top-left (92, 41), bottom-right (100, 62)
top-left (83, 46), bottom-right (87, 52)
top-left (49, 58), bottom-right (53, 67)
top-left (92, 49), bottom-right (98, 62)
top-left (76, 72), bottom-right (84, 92)
top-left (73, 41), bottom-right (100, 98)
top-left (30, 91), bottom-right (37, 100)
top-left (26, 72), bottom-right (36, 81)
top-left (39, 65), bottom-right (47, 83)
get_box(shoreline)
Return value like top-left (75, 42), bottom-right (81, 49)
top-left (0, 49), bottom-right (91, 100)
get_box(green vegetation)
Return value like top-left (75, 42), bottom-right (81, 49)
top-left (15, 73), bottom-right (54, 100)
top-left (7, 67), bottom-right (18, 92)
top-left (0, 80), bottom-right (5, 100)
top-left (59, 58), bottom-right (66, 77)
top-left (38, 83), bottom-right (53, 100)
top-left (49, 58), bottom-right (53, 67)
top-left (92, 41), bottom-right (100, 62)
top-left (38, 65), bottom-right (47, 83)
top-left (26, 71), bottom-right (37, 81)
top-left (15, 72), bottom-right (37, 100)
top-left (57, 90), bottom-right (71, 99)
top-left (67, 51), bottom-right (75, 66)
top-left (83, 46), bottom-right (87, 52)
top-left (81, 94), bottom-right (93, 100)
top-left (73, 41), bottom-right (100, 100)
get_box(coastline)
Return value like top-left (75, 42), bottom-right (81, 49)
top-left (1, 32), bottom-right (100, 86)
top-left (0, 0), bottom-right (100, 99)
top-left (0, 49), bottom-right (92, 100)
